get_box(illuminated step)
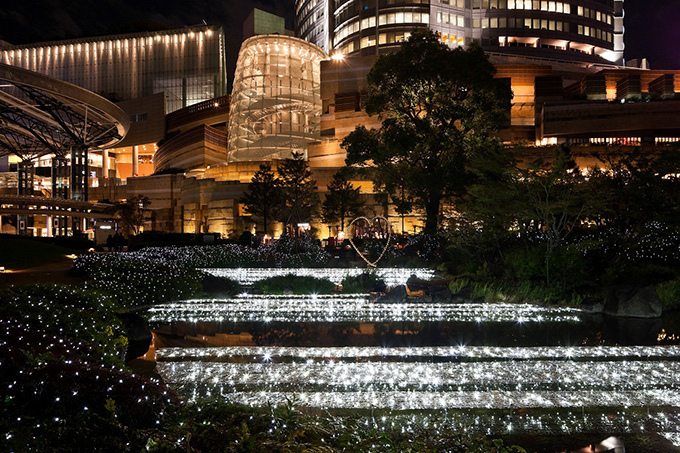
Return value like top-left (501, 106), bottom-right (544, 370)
top-left (157, 345), bottom-right (680, 361)
top-left (148, 296), bottom-right (582, 323)
top-left (200, 267), bottom-right (436, 286)
top-left (157, 360), bottom-right (680, 392)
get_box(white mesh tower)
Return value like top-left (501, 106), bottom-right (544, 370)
top-left (227, 35), bottom-right (328, 162)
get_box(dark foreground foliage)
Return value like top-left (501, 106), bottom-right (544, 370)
top-left (0, 284), bottom-right (526, 452)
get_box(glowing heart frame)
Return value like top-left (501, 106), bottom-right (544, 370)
top-left (348, 216), bottom-right (392, 268)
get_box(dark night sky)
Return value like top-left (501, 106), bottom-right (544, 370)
top-left (0, 0), bottom-right (678, 79)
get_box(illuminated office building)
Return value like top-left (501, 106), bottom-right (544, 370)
top-left (0, 25), bottom-right (227, 113)
top-left (296, 0), bottom-right (624, 65)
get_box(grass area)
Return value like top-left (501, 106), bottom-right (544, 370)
top-left (253, 273), bottom-right (336, 294)
top-left (0, 236), bottom-right (80, 270)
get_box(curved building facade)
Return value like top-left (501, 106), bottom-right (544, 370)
top-left (227, 35), bottom-right (328, 162)
top-left (0, 25), bottom-right (227, 113)
top-left (296, 0), bottom-right (624, 65)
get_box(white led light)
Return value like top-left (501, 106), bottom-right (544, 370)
top-left (147, 295), bottom-right (582, 324)
top-left (201, 267), bottom-right (436, 287)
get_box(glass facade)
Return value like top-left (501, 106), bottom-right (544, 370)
top-left (296, 0), bottom-right (331, 52)
top-left (296, 0), bottom-right (624, 64)
top-left (0, 25), bottom-right (227, 113)
top-left (227, 35), bottom-right (327, 162)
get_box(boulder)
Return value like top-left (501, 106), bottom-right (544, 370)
top-left (603, 285), bottom-right (662, 318)
top-left (116, 312), bottom-right (153, 361)
top-left (429, 285), bottom-right (453, 303)
top-left (378, 284), bottom-right (408, 303)
top-left (406, 275), bottom-right (430, 292)
top-left (580, 297), bottom-right (605, 314)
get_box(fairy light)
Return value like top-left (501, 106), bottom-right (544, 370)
top-left (157, 344), bottom-right (680, 413)
top-left (147, 295), bottom-right (582, 323)
top-left (157, 345), bottom-right (680, 361)
top-left (201, 268), bottom-right (436, 287)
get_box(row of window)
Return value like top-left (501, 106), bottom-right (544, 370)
top-left (437, 0), bottom-right (465, 6)
top-left (470, 1), bottom-right (613, 25)
top-left (473, 16), bottom-right (569, 31)
top-left (296, 0), bottom-right (321, 18)
top-left (298, 8), bottom-right (325, 36)
top-left (360, 31), bottom-right (413, 48)
top-left (577, 24), bottom-right (612, 42)
top-left (471, 16), bottom-right (613, 42)
top-left (471, 0), bottom-right (570, 12)
top-left (338, 29), bottom-right (414, 53)
top-left (438, 33), bottom-right (465, 45)
top-left (334, 11), bottom-right (429, 45)
top-left (436, 12), bottom-right (465, 27)
top-left (577, 6), bottom-right (612, 24)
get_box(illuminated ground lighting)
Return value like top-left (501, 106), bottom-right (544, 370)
top-left (157, 345), bottom-right (680, 361)
top-left (200, 267), bottom-right (436, 287)
top-left (156, 348), bottom-right (680, 409)
top-left (661, 432), bottom-right (680, 447)
top-left (147, 296), bottom-right (582, 323)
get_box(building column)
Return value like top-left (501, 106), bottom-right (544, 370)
top-left (102, 149), bottom-right (109, 178)
top-left (70, 145), bottom-right (89, 234)
top-left (132, 145), bottom-right (139, 177)
top-left (17, 159), bottom-right (34, 236)
top-left (51, 155), bottom-right (68, 236)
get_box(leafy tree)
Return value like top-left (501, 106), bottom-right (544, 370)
top-left (321, 171), bottom-right (365, 231)
top-left (115, 195), bottom-right (150, 236)
top-left (240, 164), bottom-right (281, 236)
top-left (515, 146), bottom-right (590, 284)
top-left (276, 152), bottom-right (320, 237)
top-left (342, 29), bottom-right (511, 235)
top-left (454, 140), bottom-right (519, 260)
top-left (585, 148), bottom-right (680, 230)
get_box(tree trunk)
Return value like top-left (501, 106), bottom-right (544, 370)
top-left (424, 195), bottom-right (441, 235)
top-left (263, 211), bottom-right (268, 237)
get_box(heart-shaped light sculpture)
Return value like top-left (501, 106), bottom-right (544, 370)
top-left (347, 216), bottom-right (392, 267)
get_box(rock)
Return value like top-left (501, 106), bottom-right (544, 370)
top-left (603, 285), bottom-right (662, 318)
top-left (283, 286), bottom-right (294, 295)
top-left (580, 297), bottom-right (605, 313)
top-left (378, 284), bottom-right (408, 303)
top-left (452, 286), bottom-right (473, 301)
top-left (406, 275), bottom-right (429, 292)
top-left (116, 312), bottom-right (153, 361)
top-left (603, 316), bottom-right (663, 346)
top-left (429, 285), bottom-right (453, 303)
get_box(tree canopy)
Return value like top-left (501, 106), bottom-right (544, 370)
top-left (342, 29), bottom-right (512, 234)
top-left (240, 163), bottom-right (281, 236)
top-left (276, 152), bottom-right (320, 236)
top-left (115, 195), bottom-right (150, 236)
top-left (321, 171), bottom-right (365, 231)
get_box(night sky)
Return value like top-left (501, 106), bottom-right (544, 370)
top-left (0, 0), bottom-right (678, 81)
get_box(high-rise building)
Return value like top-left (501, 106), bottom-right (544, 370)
top-left (0, 25), bottom-right (228, 114)
top-left (296, 0), bottom-right (624, 65)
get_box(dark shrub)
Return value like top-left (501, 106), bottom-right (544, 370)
top-left (253, 274), bottom-right (336, 294)
top-left (201, 273), bottom-right (241, 296)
